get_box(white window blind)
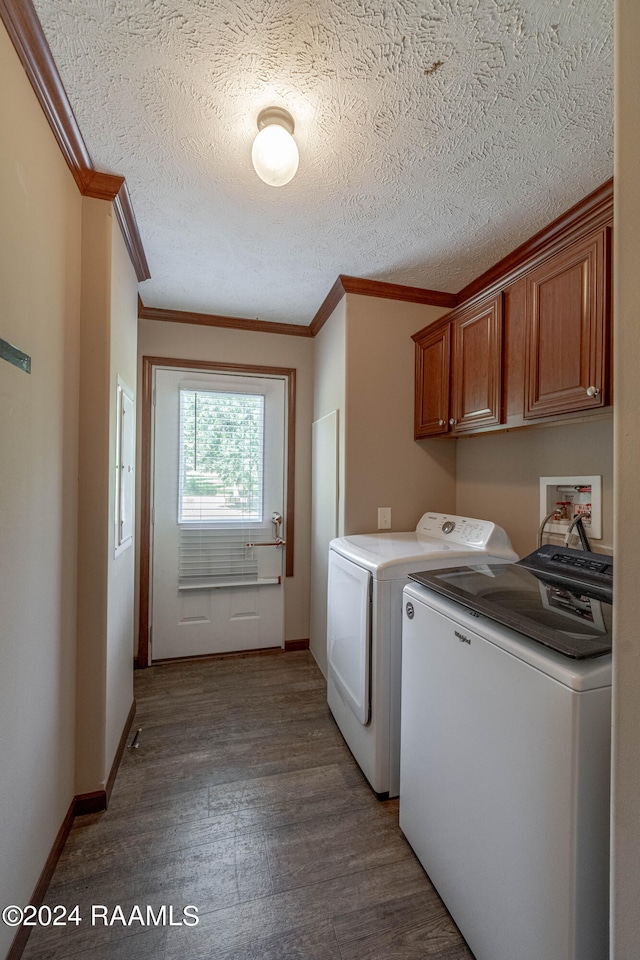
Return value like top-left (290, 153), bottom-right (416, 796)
top-left (178, 388), bottom-right (268, 585)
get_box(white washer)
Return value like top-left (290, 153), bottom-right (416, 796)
top-left (326, 513), bottom-right (516, 797)
top-left (399, 577), bottom-right (612, 960)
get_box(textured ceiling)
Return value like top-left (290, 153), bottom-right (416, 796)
top-left (32, 0), bottom-right (613, 325)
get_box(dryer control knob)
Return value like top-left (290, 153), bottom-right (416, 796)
top-left (442, 521), bottom-right (456, 534)
top-left (405, 602), bottom-right (415, 620)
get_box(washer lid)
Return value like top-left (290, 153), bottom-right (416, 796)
top-left (408, 562), bottom-right (613, 660)
top-left (403, 581), bottom-right (612, 689)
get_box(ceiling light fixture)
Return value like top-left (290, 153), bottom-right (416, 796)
top-left (251, 107), bottom-right (299, 187)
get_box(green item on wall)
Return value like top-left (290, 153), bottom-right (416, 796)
top-left (0, 337), bottom-right (31, 373)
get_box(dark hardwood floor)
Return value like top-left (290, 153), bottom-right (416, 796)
top-left (21, 651), bottom-right (474, 960)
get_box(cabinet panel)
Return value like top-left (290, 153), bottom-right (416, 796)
top-left (450, 294), bottom-right (504, 434)
top-left (524, 230), bottom-right (608, 418)
top-left (414, 321), bottom-right (450, 438)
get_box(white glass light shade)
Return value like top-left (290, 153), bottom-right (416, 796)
top-left (252, 116), bottom-right (299, 187)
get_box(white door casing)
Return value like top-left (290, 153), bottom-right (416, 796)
top-left (151, 367), bottom-right (286, 660)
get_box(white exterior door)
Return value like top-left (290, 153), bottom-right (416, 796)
top-left (151, 367), bottom-right (286, 660)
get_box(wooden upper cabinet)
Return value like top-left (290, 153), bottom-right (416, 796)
top-left (413, 320), bottom-right (450, 438)
top-left (411, 184), bottom-right (612, 440)
top-left (413, 293), bottom-right (504, 438)
top-left (450, 293), bottom-right (504, 434)
top-left (524, 228), bottom-right (610, 419)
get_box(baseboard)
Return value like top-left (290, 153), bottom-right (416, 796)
top-left (153, 643), bottom-right (305, 665)
top-left (74, 699), bottom-right (136, 816)
top-left (144, 643), bottom-right (310, 669)
top-left (106, 699), bottom-right (136, 802)
top-left (5, 800), bottom-right (75, 960)
top-left (6, 700), bottom-right (137, 958)
top-left (74, 790), bottom-right (107, 815)
top-left (284, 638), bottom-right (310, 651)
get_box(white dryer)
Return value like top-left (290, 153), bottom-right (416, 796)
top-left (327, 513), bottom-right (516, 798)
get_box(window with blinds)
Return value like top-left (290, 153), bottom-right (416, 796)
top-left (178, 388), bottom-right (270, 585)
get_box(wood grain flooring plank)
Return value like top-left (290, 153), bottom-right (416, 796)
top-left (333, 888), bottom-right (474, 958)
top-left (190, 917), bottom-right (343, 960)
top-left (21, 653), bottom-right (471, 960)
top-left (57, 765), bottom-right (363, 882)
top-left (21, 869), bottom-right (186, 959)
top-left (337, 907), bottom-right (475, 960)
top-left (163, 858), bottom-right (430, 958)
top-left (264, 805), bottom-right (414, 892)
top-left (21, 927), bottom-right (168, 960)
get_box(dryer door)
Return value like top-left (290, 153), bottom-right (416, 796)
top-left (327, 550), bottom-right (371, 725)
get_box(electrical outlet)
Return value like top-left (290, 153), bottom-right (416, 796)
top-left (378, 507), bottom-right (391, 530)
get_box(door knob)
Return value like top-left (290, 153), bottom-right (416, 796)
top-left (449, 418), bottom-right (457, 426)
top-left (438, 419), bottom-right (446, 426)
top-left (586, 386), bottom-right (600, 398)
top-left (271, 512), bottom-right (283, 537)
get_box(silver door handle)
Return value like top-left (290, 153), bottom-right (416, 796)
top-left (246, 539), bottom-right (286, 547)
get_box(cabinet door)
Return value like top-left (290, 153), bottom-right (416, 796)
top-left (414, 321), bottom-right (450, 438)
top-left (524, 230), bottom-right (609, 418)
top-left (450, 293), bottom-right (504, 434)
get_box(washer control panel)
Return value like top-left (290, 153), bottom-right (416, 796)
top-left (415, 513), bottom-right (517, 560)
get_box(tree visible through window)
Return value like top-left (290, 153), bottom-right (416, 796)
top-left (179, 389), bottom-right (264, 522)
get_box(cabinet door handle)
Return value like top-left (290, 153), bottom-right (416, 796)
top-left (438, 419), bottom-right (446, 426)
top-left (586, 385), bottom-right (601, 398)
top-left (449, 418), bottom-right (457, 425)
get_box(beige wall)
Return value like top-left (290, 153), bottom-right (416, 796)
top-left (309, 295), bottom-right (456, 675)
top-left (106, 214), bottom-right (138, 774)
top-left (1, 4), bottom-right (634, 953)
top-left (456, 419), bottom-right (614, 559)
top-left (312, 297), bottom-right (347, 532)
top-left (345, 295), bottom-right (456, 534)
top-left (0, 22), bottom-right (81, 958)
top-left (75, 199), bottom-right (138, 794)
top-left (75, 199), bottom-right (111, 793)
top-left (612, 1), bottom-right (640, 953)
top-left (137, 319), bottom-right (314, 647)
top-left (310, 299), bottom-right (347, 672)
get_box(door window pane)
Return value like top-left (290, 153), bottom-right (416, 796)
top-left (179, 389), bottom-right (265, 523)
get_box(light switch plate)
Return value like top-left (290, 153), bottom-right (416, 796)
top-left (378, 507), bottom-right (391, 530)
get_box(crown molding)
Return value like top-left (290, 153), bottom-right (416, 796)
top-left (3, 0), bottom-right (609, 333)
top-left (139, 277), bottom-right (457, 340)
top-left (0, 0), bottom-right (150, 281)
top-left (340, 275), bottom-right (458, 308)
top-left (0, 0), bottom-right (90, 190)
top-left (456, 178), bottom-right (614, 307)
top-left (309, 275), bottom-right (457, 337)
top-left (138, 302), bottom-right (313, 338)
top-left (308, 276), bottom-right (347, 337)
top-left (112, 180), bottom-right (150, 282)
top-left (139, 174), bottom-right (612, 339)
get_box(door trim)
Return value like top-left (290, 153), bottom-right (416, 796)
top-left (138, 355), bottom-right (297, 669)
